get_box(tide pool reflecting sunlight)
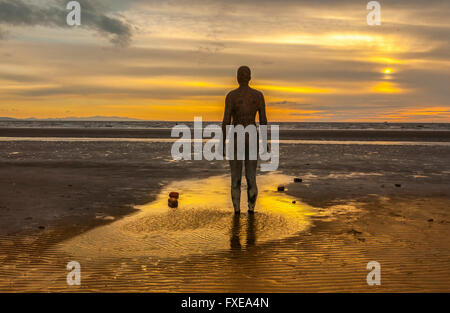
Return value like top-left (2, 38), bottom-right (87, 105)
top-left (60, 173), bottom-right (315, 259)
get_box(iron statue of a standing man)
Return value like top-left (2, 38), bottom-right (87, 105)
top-left (222, 66), bottom-right (268, 214)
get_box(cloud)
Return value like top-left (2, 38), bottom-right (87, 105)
top-left (0, 0), bottom-right (448, 121)
top-left (0, 72), bottom-right (41, 82)
top-left (0, 0), bottom-right (133, 45)
top-left (7, 83), bottom-right (225, 99)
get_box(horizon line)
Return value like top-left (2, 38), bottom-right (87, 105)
top-left (0, 116), bottom-right (449, 124)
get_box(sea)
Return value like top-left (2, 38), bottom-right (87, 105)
top-left (1, 120), bottom-right (449, 131)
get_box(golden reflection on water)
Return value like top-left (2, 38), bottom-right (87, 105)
top-left (60, 173), bottom-right (315, 259)
top-left (230, 214), bottom-right (257, 251)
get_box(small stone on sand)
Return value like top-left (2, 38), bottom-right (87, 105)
top-left (294, 178), bottom-right (302, 183)
top-left (348, 228), bottom-right (362, 236)
top-left (277, 186), bottom-right (285, 192)
top-left (168, 197), bottom-right (178, 208)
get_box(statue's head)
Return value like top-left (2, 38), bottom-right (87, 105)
top-left (237, 66), bottom-right (251, 86)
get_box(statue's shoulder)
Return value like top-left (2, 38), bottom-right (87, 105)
top-left (249, 87), bottom-right (264, 98)
top-left (226, 88), bottom-right (239, 98)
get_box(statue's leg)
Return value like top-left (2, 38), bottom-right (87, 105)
top-left (245, 159), bottom-right (258, 212)
top-left (229, 160), bottom-right (243, 213)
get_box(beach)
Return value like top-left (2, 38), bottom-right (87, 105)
top-left (0, 125), bottom-right (449, 292)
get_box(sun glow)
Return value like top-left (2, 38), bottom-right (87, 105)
top-left (372, 82), bottom-right (403, 94)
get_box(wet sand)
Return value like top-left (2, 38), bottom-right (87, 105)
top-left (0, 134), bottom-right (449, 292)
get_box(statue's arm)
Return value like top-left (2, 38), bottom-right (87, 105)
top-left (222, 93), bottom-right (232, 149)
top-left (258, 92), bottom-right (268, 125)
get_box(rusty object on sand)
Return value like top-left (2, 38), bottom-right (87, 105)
top-left (168, 197), bottom-right (178, 208)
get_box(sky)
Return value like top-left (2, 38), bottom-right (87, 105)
top-left (0, 0), bottom-right (449, 122)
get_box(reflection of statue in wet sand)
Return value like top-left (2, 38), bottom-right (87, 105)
top-left (222, 66), bottom-right (268, 214)
top-left (230, 214), bottom-right (256, 250)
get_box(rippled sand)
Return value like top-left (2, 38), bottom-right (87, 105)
top-left (1, 171), bottom-right (449, 292)
top-left (1, 173), bottom-right (322, 292)
top-left (59, 174), bottom-right (315, 259)
top-left (1, 140), bottom-right (449, 292)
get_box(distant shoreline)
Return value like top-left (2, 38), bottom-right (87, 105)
top-left (1, 127), bottom-right (450, 142)
top-left (1, 118), bottom-right (450, 124)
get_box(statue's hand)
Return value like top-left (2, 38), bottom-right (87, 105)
top-left (222, 143), bottom-right (227, 159)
